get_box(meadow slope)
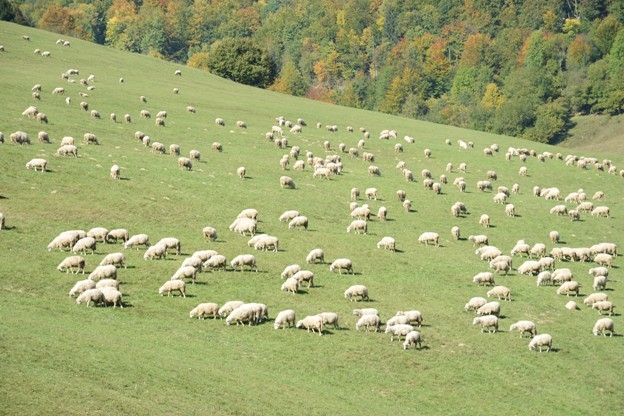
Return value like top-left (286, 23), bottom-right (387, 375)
top-left (1, 22), bottom-right (623, 415)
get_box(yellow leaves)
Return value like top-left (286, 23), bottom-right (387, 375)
top-left (563, 18), bottom-right (581, 35)
top-left (481, 83), bottom-right (505, 110)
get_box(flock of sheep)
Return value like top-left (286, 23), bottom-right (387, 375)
top-left (3, 32), bottom-right (622, 355)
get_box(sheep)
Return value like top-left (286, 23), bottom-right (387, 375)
top-left (594, 253), bottom-right (613, 268)
top-left (350, 206), bottom-right (371, 220)
top-left (69, 279), bottom-right (96, 297)
top-left (473, 315), bottom-right (499, 333)
top-left (330, 258), bottom-right (353, 274)
top-left (279, 210), bottom-right (300, 223)
top-left (229, 218), bottom-right (257, 236)
top-left (72, 237), bottom-right (96, 255)
top-left (279, 176), bottom-right (295, 189)
top-left (105, 229), bottom-right (129, 244)
top-left (105, 164), bottom-right (121, 180)
top-left (530, 243), bottom-right (547, 258)
top-left (493, 192), bottom-right (507, 204)
top-left (593, 318), bottom-right (615, 337)
top-left (76, 289), bottom-right (105, 307)
top-left (592, 191), bottom-right (605, 200)
top-left (79, 101), bottom-right (88, 111)
top-left (313, 167), bottom-right (331, 179)
top-left (226, 305), bottom-right (256, 326)
top-left (281, 264), bottom-right (301, 279)
top-left (99, 287), bottom-right (123, 308)
top-left (254, 235), bottom-right (279, 252)
top-left (26, 158), bottom-right (47, 172)
top-left (476, 301), bottom-right (500, 316)
top-left (577, 201), bottom-right (594, 213)
top-left (156, 237), bottom-right (181, 256)
top-left (47, 234), bottom-right (79, 252)
top-left (171, 266), bottom-right (198, 284)
top-left (396, 310), bottom-right (423, 327)
top-left (288, 216), bottom-right (308, 230)
top-left (464, 297), bottom-right (487, 312)
top-left (52, 87), bottom-right (65, 95)
top-left (236, 166), bottom-right (246, 178)
top-left (385, 324), bottom-right (415, 342)
top-left (90, 110), bottom-right (101, 120)
top-left (99, 252), bottom-right (126, 269)
top-left (316, 312), bottom-right (340, 330)
top-left (528, 334), bottom-right (553, 352)
top-left (306, 248), bottom-right (324, 264)
top-left (556, 281), bottom-right (580, 297)
top-left (154, 117), bottom-right (165, 127)
top-left (591, 206), bottom-right (610, 217)
top-left (11, 131), bottom-right (31, 145)
top-left (511, 241), bottom-right (531, 257)
top-left (365, 188), bottom-right (378, 200)
top-left (143, 244), bottom-right (167, 260)
top-left (536, 271), bottom-right (553, 286)
top-left (552, 268), bottom-right (574, 284)
top-left (593, 275), bottom-right (608, 291)
top-left (473, 272), bottom-right (495, 286)
top-left (590, 242), bottom-right (618, 256)
top-left (230, 254), bottom-right (257, 272)
top-left (203, 254), bottom-right (227, 271)
top-left (584, 293), bottom-right (609, 306)
top-left (178, 157), bottom-right (192, 171)
top-left (57, 256), bottom-right (86, 274)
top-left (236, 120), bottom-right (247, 128)
top-left (355, 314), bottom-right (381, 332)
top-left (479, 214), bottom-right (490, 227)
top-left (451, 226), bottom-right (461, 240)
top-left (83, 133), bottom-right (99, 145)
top-left (296, 315), bottom-right (324, 335)
top-left (37, 131), bottom-right (50, 143)
top-left (489, 256), bottom-right (512, 275)
top-left (468, 235), bottom-right (489, 247)
top-left (274, 310), bottom-right (296, 329)
top-left (292, 270), bottom-right (315, 288)
top-left (377, 236), bottom-right (396, 251)
top-left (159, 280), bottom-right (186, 297)
top-left (592, 301), bottom-right (615, 316)
top-left (505, 204), bottom-right (516, 217)
top-left (403, 331), bottom-right (423, 350)
top-left (87, 265), bottom-right (117, 281)
top-left (218, 301), bottom-right (245, 319)
top-left (344, 285), bottom-right (369, 302)
top-left (347, 219), bottom-right (367, 234)
top-left (477, 180), bottom-right (492, 192)
top-left (588, 267), bottom-right (609, 278)
top-left (201, 226), bottom-right (217, 242)
top-left (487, 286), bottom-right (511, 301)
top-left (188, 149), bottom-right (201, 162)
top-left (517, 260), bottom-right (542, 276)
top-left (190, 303), bottom-right (219, 320)
top-left (417, 232), bottom-right (440, 247)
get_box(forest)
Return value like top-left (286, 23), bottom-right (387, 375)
top-left (3, 0), bottom-right (624, 144)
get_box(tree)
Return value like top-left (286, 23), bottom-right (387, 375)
top-left (270, 59), bottom-right (308, 96)
top-left (206, 38), bottom-right (276, 88)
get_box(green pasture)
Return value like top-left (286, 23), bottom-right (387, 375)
top-left (1, 22), bottom-right (623, 415)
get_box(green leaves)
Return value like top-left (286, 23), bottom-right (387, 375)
top-left (206, 38), bottom-right (277, 88)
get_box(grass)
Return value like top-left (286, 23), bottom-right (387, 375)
top-left (1, 22), bottom-right (624, 415)
top-left (562, 113), bottom-right (624, 153)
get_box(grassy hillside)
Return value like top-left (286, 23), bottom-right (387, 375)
top-left (1, 22), bottom-right (623, 416)
top-left (561, 114), bottom-right (624, 154)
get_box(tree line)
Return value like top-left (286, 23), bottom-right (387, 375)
top-left (4, 0), bottom-right (624, 143)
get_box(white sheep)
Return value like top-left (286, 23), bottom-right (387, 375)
top-left (473, 315), bottom-right (498, 333)
top-left (201, 226), bottom-right (217, 242)
top-left (395, 310), bottom-right (423, 327)
top-left (344, 285), bottom-right (369, 302)
top-left (583, 293), bottom-right (609, 307)
top-left (517, 260), bottom-right (542, 276)
top-left (476, 301), bottom-right (500, 316)
top-left (451, 226), bottom-right (460, 240)
top-left (592, 301), bottom-right (615, 316)
top-left (385, 324), bottom-right (414, 342)
top-left (72, 237), bottom-right (97, 255)
top-left (143, 244), bottom-right (167, 260)
top-left (218, 301), bottom-right (245, 319)
top-left (316, 312), bottom-right (340, 329)
top-left (417, 232), bottom-right (439, 247)
top-left (26, 158), bottom-right (47, 172)
top-left (288, 216), bottom-right (308, 230)
top-left (403, 331), bottom-right (423, 350)
top-left (528, 334), bottom-right (552, 352)
top-left (230, 254), bottom-right (257, 272)
top-left (365, 188), bottom-right (378, 200)
top-left (95, 278), bottom-right (120, 291)
top-left (387, 316), bottom-right (412, 328)
top-left (281, 277), bottom-right (300, 294)
top-left (479, 214), bottom-right (490, 227)
top-left (292, 270), bottom-right (315, 288)
top-left (99, 287), bottom-right (123, 308)
top-left (464, 297), bottom-right (487, 312)
top-left (593, 318), bottom-right (615, 337)
top-left (47, 234), bottom-right (78, 252)
top-left (87, 265), bottom-right (117, 281)
top-left (125, 234), bottom-right (150, 250)
top-left (178, 157), bottom-right (192, 170)
top-left (69, 279), bottom-right (96, 297)
top-left (192, 250), bottom-right (218, 262)
top-left (105, 229), bottom-right (129, 244)
top-left (355, 314), bottom-right (381, 332)
top-left (296, 315), bottom-right (324, 335)
top-left (594, 253), bottom-right (613, 268)
top-left (347, 219), bottom-right (368, 234)
top-left (330, 258), bottom-right (353, 274)
top-left (487, 286), bottom-right (511, 301)
top-left (306, 248), bottom-right (324, 264)
top-left (591, 206), bottom-right (610, 217)
top-left (57, 255), bottom-right (86, 274)
top-left (279, 210), bottom-right (300, 222)
top-left (76, 288), bottom-right (105, 307)
top-left (203, 254), bottom-right (227, 271)
top-left (509, 320), bottom-right (537, 338)
top-left (157, 237), bottom-right (181, 255)
top-left (99, 252), bottom-right (126, 269)
top-left (226, 305), bottom-right (256, 326)
top-left (536, 271), bottom-right (553, 286)
top-left (171, 266), bottom-right (198, 284)
top-left (254, 236), bottom-right (279, 252)
top-left (376, 236), bottom-right (396, 251)
top-left (159, 280), bottom-right (186, 297)
top-left (556, 281), bottom-right (580, 297)
top-left (274, 309), bottom-right (296, 329)
top-left (279, 176), bottom-right (295, 189)
top-left (593, 275), bottom-right (608, 291)
top-left (468, 235), bottom-right (489, 246)
top-left (190, 303), bottom-right (219, 320)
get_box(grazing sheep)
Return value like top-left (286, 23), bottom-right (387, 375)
top-left (288, 216), bottom-right (308, 230)
top-left (385, 324), bottom-right (415, 342)
top-left (99, 287), bottom-right (123, 308)
top-left (317, 312), bottom-right (340, 330)
top-left (473, 315), bottom-right (499, 333)
top-left (171, 266), bottom-right (198, 284)
top-left (557, 281), bottom-right (580, 296)
top-left (230, 254), bottom-right (257, 272)
top-left (593, 318), bottom-right (615, 337)
top-left (292, 270), bottom-right (315, 288)
top-left (90, 109), bottom-right (101, 119)
top-left (202, 226), bottom-right (217, 242)
top-left (190, 303), bottom-right (219, 320)
top-left (487, 286), bottom-right (511, 301)
top-left (489, 256), bottom-right (513, 275)
top-left (505, 204), bottom-right (516, 217)
top-left (591, 206), bottom-right (610, 218)
top-left (281, 264), bottom-right (301, 279)
top-left (99, 252), bottom-right (126, 269)
top-left (377, 236), bottom-right (396, 251)
top-left (87, 228), bottom-right (109, 242)
top-left (417, 232), bottom-right (439, 247)
top-left (479, 214), bottom-right (490, 227)
top-left (536, 271), bottom-right (553, 286)
top-left (83, 133), bottom-right (99, 145)
top-left (473, 272), bottom-right (495, 286)
top-left (236, 120), bottom-right (247, 128)
top-left (451, 226), bottom-right (461, 240)
top-left (529, 334), bottom-right (553, 352)
top-left (226, 305), bottom-right (257, 326)
top-left (365, 188), bottom-right (378, 200)
top-left (110, 164), bottom-right (120, 179)
top-left (306, 248), bottom-right (324, 264)
top-left (189, 150), bottom-right (201, 161)
top-left (403, 331), bottom-right (423, 350)
top-left (87, 265), bottom-right (117, 281)
top-left (517, 260), bottom-right (542, 276)
top-left (76, 288), bottom-right (105, 307)
top-left (279, 210), bottom-right (300, 222)
top-left (155, 117), bottom-right (165, 127)
top-left (464, 297), bottom-right (487, 312)
top-left (69, 279), bottom-right (96, 297)
top-left (344, 285), bottom-right (369, 302)
top-left (593, 275), bottom-right (608, 291)
top-left (549, 230), bottom-right (560, 244)
top-left (26, 158), bottom-right (47, 172)
top-left (157, 237), bottom-right (181, 255)
top-left (279, 176), bottom-right (296, 189)
top-left (124, 233), bottom-right (150, 250)
top-left (236, 166), bottom-right (246, 178)
top-left (330, 258), bottom-right (353, 274)
top-left (203, 254), bottom-right (227, 271)
top-left (594, 253), bottom-right (613, 268)
top-left (353, 308), bottom-right (379, 318)
top-left (56, 144), bottom-right (78, 157)
top-left (592, 301), bottom-right (615, 316)
top-left (151, 142), bottom-right (165, 154)
top-left (105, 229), bottom-right (129, 244)
top-left (72, 237), bottom-right (96, 255)
top-left (476, 301), bottom-right (500, 316)
top-left (274, 310), bottom-right (296, 329)
top-left (588, 267), bottom-right (609, 278)
top-left (178, 157), bottom-right (192, 171)
top-left (511, 241), bottom-right (531, 257)
top-left (347, 219), bottom-right (367, 234)
top-left (170, 144), bottom-right (181, 156)
top-left (355, 314), bottom-right (381, 332)
top-left (254, 236), bottom-right (279, 252)
top-left (468, 235), bottom-right (489, 247)
top-left (395, 310), bottom-right (423, 327)
top-left (57, 256), bottom-right (86, 274)
top-left (159, 280), bottom-right (186, 297)
top-left (584, 293), bottom-right (609, 307)
top-left (296, 315), bottom-right (324, 336)
top-left (143, 244), bottom-right (167, 260)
